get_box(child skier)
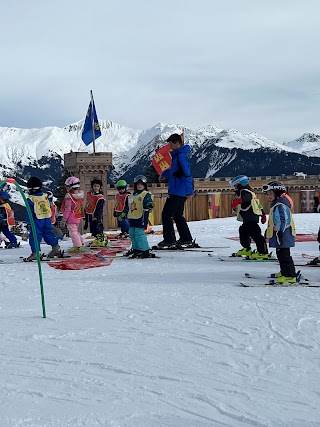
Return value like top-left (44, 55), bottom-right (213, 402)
top-left (309, 203), bottom-right (320, 265)
top-left (230, 175), bottom-right (268, 259)
top-left (47, 191), bottom-right (64, 240)
top-left (0, 190), bottom-right (19, 248)
top-left (113, 179), bottom-right (130, 238)
top-left (84, 178), bottom-right (106, 247)
top-left (25, 177), bottom-right (61, 260)
top-left (121, 175), bottom-right (155, 258)
top-left (263, 181), bottom-right (297, 283)
top-left (60, 176), bottom-right (85, 253)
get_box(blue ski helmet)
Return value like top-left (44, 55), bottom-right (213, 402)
top-left (229, 175), bottom-right (250, 187)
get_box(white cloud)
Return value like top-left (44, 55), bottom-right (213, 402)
top-left (1, 0), bottom-right (320, 142)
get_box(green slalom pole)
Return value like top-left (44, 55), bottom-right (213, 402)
top-left (0, 178), bottom-right (46, 318)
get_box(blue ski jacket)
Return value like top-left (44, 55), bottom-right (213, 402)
top-left (268, 195), bottom-right (295, 248)
top-left (161, 144), bottom-right (194, 197)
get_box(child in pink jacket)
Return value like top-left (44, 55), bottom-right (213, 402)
top-left (60, 177), bottom-right (85, 252)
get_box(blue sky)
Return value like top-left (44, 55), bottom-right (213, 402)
top-left (1, 0), bottom-right (319, 142)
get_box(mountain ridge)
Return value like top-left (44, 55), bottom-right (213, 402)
top-left (0, 121), bottom-right (319, 197)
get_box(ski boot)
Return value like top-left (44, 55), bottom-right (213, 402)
top-left (137, 250), bottom-right (157, 259)
top-left (250, 251), bottom-right (269, 260)
top-left (91, 234), bottom-right (107, 247)
top-left (47, 244), bottom-right (61, 258)
top-left (124, 248), bottom-right (134, 257)
top-left (270, 272), bottom-right (282, 278)
top-left (275, 270), bottom-right (301, 285)
top-left (128, 249), bottom-right (143, 258)
top-left (24, 252), bottom-right (37, 262)
top-left (119, 232), bottom-right (130, 239)
top-left (156, 240), bottom-right (177, 249)
top-left (176, 239), bottom-right (199, 248)
top-left (232, 247), bottom-right (252, 257)
top-left (69, 246), bottom-right (84, 253)
top-left (5, 242), bottom-right (20, 249)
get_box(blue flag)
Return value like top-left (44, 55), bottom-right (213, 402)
top-left (81, 94), bottom-right (102, 146)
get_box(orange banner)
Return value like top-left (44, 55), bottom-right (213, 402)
top-left (152, 144), bottom-right (172, 175)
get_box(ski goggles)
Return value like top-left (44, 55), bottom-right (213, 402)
top-left (133, 175), bottom-right (147, 184)
top-left (262, 184), bottom-right (286, 192)
top-left (117, 186), bottom-right (126, 190)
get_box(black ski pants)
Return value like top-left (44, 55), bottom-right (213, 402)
top-left (162, 195), bottom-right (192, 244)
top-left (276, 248), bottom-right (296, 277)
top-left (239, 221), bottom-right (268, 254)
top-left (89, 217), bottom-right (104, 238)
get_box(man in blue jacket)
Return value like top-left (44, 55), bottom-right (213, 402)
top-left (157, 133), bottom-right (194, 248)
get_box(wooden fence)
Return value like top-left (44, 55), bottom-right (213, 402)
top-left (106, 184), bottom-right (317, 229)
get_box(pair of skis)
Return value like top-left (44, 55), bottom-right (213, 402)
top-left (152, 239), bottom-right (227, 253)
top-left (240, 272), bottom-right (320, 287)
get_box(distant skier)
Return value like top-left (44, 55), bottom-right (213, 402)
top-left (230, 175), bottom-right (268, 259)
top-left (84, 178), bottom-right (106, 247)
top-left (60, 176), bottom-right (85, 253)
top-left (25, 177), bottom-right (61, 261)
top-left (0, 190), bottom-right (19, 248)
top-left (263, 181), bottom-right (297, 283)
top-left (113, 179), bottom-right (130, 238)
top-left (121, 175), bottom-right (155, 258)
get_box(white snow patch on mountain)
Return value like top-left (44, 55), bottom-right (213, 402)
top-left (283, 133), bottom-right (320, 157)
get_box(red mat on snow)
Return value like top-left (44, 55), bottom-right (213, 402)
top-left (48, 252), bottom-right (114, 270)
top-left (227, 234), bottom-right (318, 242)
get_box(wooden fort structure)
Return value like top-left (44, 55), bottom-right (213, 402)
top-left (63, 151), bottom-right (320, 230)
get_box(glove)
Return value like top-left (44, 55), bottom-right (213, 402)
top-left (60, 218), bottom-right (67, 227)
top-left (146, 201), bottom-right (155, 210)
top-left (276, 230), bottom-right (284, 245)
top-left (118, 212), bottom-right (126, 221)
top-left (261, 214), bottom-right (267, 224)
top-left (231, 198), bottom-right (242, 210)
top-left (317, 228), bottom-right (320, 243)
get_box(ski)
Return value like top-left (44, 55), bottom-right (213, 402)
top-left (239, 281), bottom-right (320, 288)
top-left (217, 256), bottom-right (277, 262)
top-left (152, 246), bottom-right (214, 253)
top-left (294, 263), bottom-right (320, 267)
top-left (244, 272), bottom-right (307, 281)
top-left (302, 253), bottom-right (317, 259)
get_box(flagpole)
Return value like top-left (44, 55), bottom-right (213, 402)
top-left (90, 90), bottom-right (96, 154)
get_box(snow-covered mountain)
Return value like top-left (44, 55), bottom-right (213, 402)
top-left (283, 133), bottom-right (320, 157)
top-left (1, 121), bottom-right (320, 193)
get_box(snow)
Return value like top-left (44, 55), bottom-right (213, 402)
top-left (1, 214), bottom-right (320, 426)
top-left (283, 133), bottom-right (320, 157)
top-left (1, 121), bottom-right (320, 183)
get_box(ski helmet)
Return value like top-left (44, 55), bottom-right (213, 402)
top-left (116, 179), bottom-right (127, 189)
top-left (65, 176), bottom-right (81, 189)
top-left (91, 178), bottom-right (103, 188)
top-left (133, 175), bottom-right (147, 184)
top-left (0, 190), bottom-right (10, 200)
top-left (27, 177), bottom-right (42, 190)
top-left (229, 175), bottom-right (250, 187)
top-left (262, 181), bottom-right (287, 197)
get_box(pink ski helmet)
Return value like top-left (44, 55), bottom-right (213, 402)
top-left (65, 176), bottom-right (81, 189)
